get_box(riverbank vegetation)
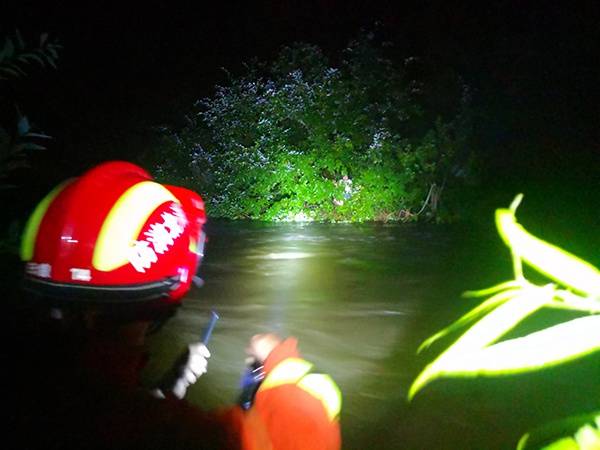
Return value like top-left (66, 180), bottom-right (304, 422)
top-left (147, 33), bottom-right (476, 222)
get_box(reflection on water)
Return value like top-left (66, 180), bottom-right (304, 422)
top-left (145, 221), bottom-right (599, 449)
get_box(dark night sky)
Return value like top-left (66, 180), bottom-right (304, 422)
top-left (3, 1), bottom-right (599, 183)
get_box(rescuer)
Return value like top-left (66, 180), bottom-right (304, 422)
top-left (15, 161), bottom-right (238, 449)
top-left (14, 160), bottom-right (342, 450)
top-left (227, 333), bottom-right (342, 450)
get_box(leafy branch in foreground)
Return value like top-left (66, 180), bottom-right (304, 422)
top-left (409, 194), bottom-right (600, 449)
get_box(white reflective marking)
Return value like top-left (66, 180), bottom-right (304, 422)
top-left (179, 267), bottom-right (189, 283)
top-left (127, 204), bottom-right (188, 272)
top-left (145, 222), bottom-right (174, 254)
top-left (26, 262), bottom-right (52, 278)
top-left (70, 268), bottom-right (91, 281)
top-left (128, 240), bottom-right (158, 273)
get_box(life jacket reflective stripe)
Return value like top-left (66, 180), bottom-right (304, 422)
top-left (259, 358), bottom-right (312, 390)
top-left (258, 357), bottom-right (342, 421)
top-left (296, 373), bottom-right (341, 421)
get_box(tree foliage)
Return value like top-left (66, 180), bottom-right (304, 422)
top-left (152, 34), bottom-right (475, 221)
top-left (0, 30), bottom-right (61, 188)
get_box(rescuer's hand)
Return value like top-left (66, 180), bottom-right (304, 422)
top-left (171, 343), bottom-right (211, 399)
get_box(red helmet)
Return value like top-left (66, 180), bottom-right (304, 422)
top-left (20, 161), bottom-right (206, 307)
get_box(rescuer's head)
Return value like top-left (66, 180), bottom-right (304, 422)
top-left (20, 161), bottom-right (207, 323)
top-left (246, 333), bottom-right (283, 364)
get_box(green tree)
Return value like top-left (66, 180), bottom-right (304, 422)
top-left (152, 33), bottom-right (474, 221)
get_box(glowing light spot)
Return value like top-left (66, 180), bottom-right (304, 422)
top-left (267, 252), bottom-right (313, 260)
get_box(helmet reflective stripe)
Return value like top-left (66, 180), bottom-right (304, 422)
top-left (297, 374), bottom-right (342, 421)
top-left (93, 181), bottom-right (177, 271)
top-left (259, 357), bottom-right (341, 422)
top-left (259, 358), bottom-right (313, 390)
top-left (189, 237), bottom-right (197, 253)
top-left (20, 179), bottom-right (74, 261)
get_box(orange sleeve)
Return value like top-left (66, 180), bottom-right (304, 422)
top-left (217, 405), bottom-right (273, 450)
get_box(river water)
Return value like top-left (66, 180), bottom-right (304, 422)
top-left (145, 220), bottom-right (599, 449)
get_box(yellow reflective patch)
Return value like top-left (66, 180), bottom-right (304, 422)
top-left (259, 358), bottom-right (313, 391)
top-left (20, 179), bottom-right (74, 261)
top-left (297, 373), bottom-right (342, 421)
top-left (93, 181), bottom-right (177, 271)
top-left (259, 358), bottom-right (342, 421)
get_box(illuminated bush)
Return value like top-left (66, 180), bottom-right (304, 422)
top-left (153, 34), bottom-right (474, 221)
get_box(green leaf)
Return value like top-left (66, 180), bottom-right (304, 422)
top-left (7, 63), bottom-right (27, 76)
top-left (409, 286), bottom-right (553, 399)
top-left (20, 53), bottom-right (46, 66)
top-left (0, 37), bottom-right (15, 60)
top-left (411, 305), bottom-right (600, 400)
top-left (574, 424), bottom-right (600, 449)
top-left (550, 292), bottom-right (600, 314)
top-left (497, 199), bottom-right (600, 297)
top-left (519, 413), bottom-right (600, 450)
top-left (463, 280), bottom-right (524, 298)
top-left (22, 143), bottom-right (47, 151)
top-left (46, 56), bottom-right (57, 69)
top-left (431, 315), bottom-right (599, 376)
top-left (0, 67), bottom-right (21, 78)
top-left (542, 438), bottom-right (579, 450)
top-left (24, 132), bottom-right (52, 139)
top-left (47, 46), bottom-right (58, 60)
top-left (417, 288), bottom-right (521, 354)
